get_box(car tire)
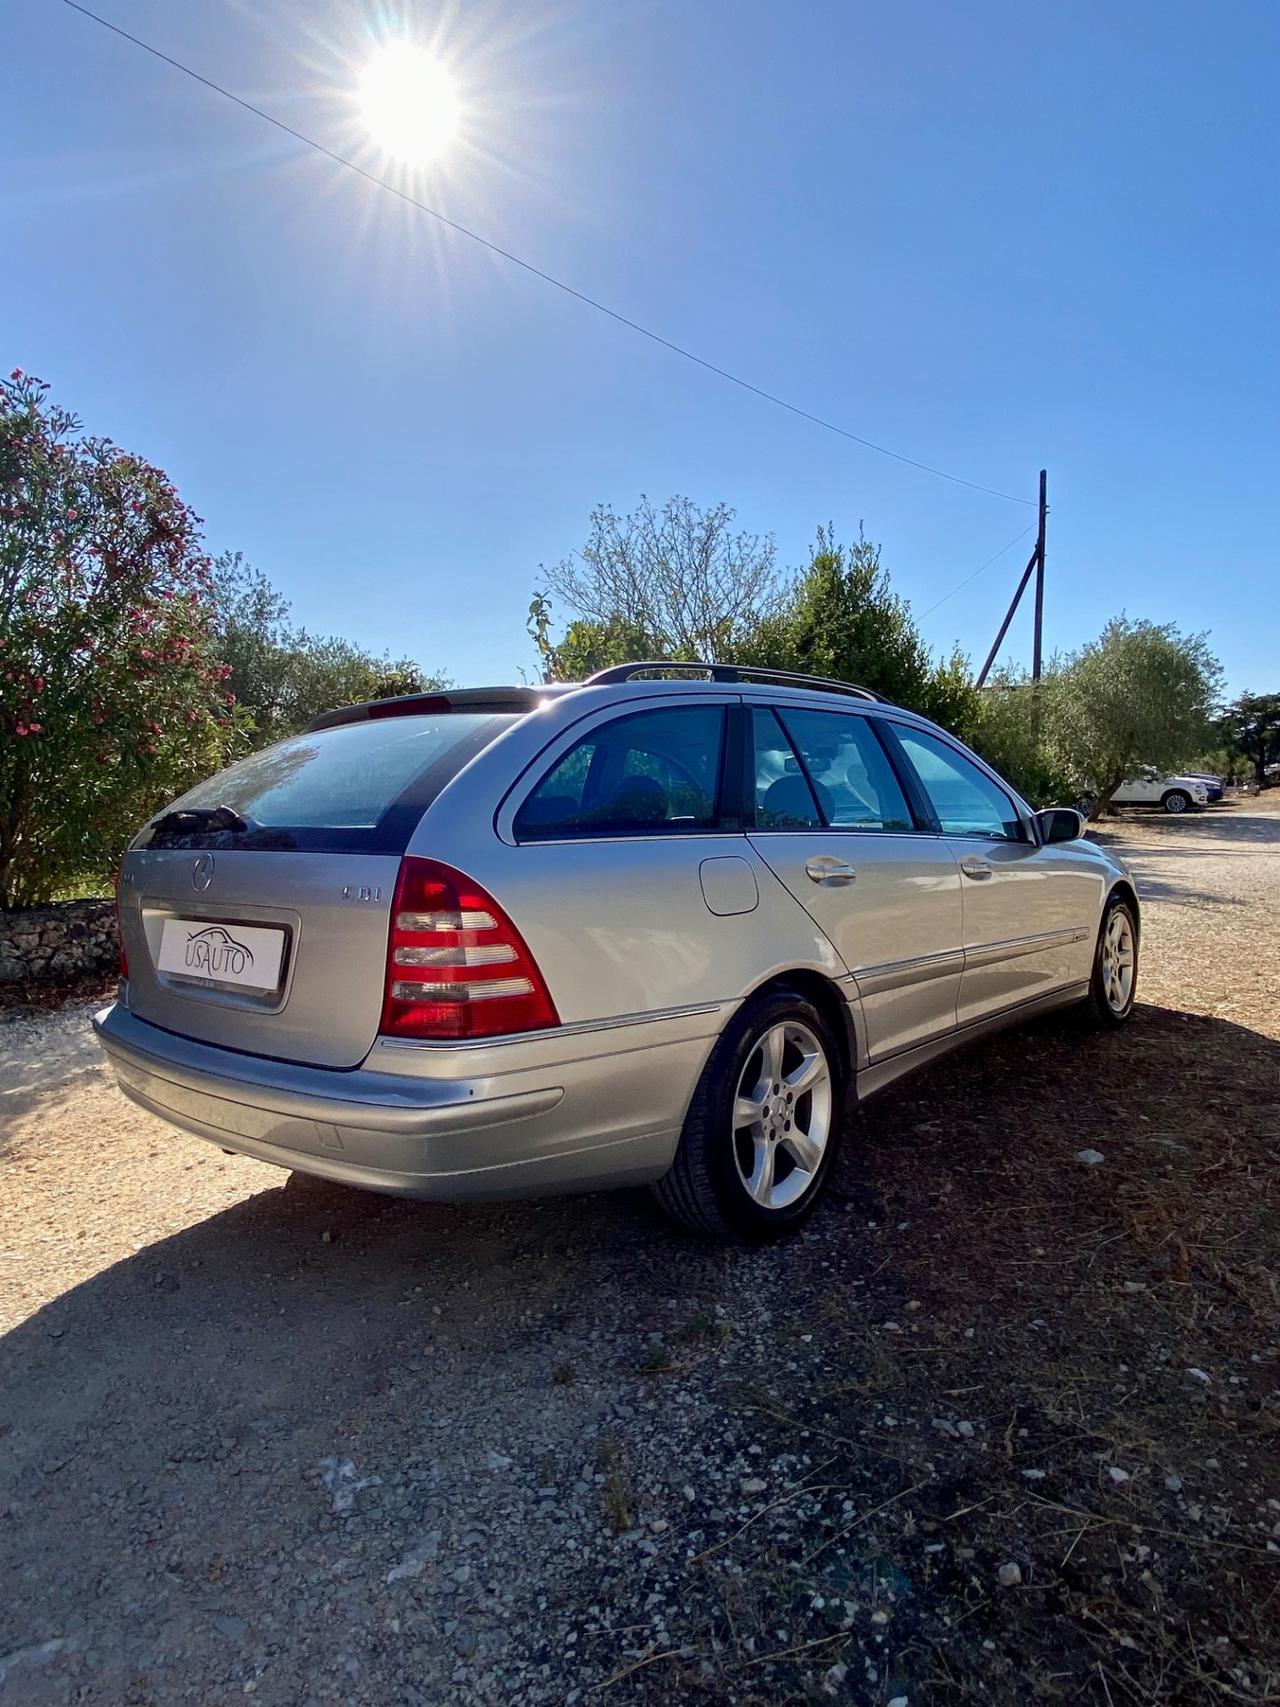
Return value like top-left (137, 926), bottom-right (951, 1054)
top-left (1161, 789), bottom-right (1192, 814)
top-left (652, 987), bottom-right (845, 1242)
top-left (1082, 895), bottom-right (1139, 1026)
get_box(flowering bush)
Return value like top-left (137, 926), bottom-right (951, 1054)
top-left (0, 372), bottom-right (242, 906)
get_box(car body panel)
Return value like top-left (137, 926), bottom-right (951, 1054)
top-left (119, 848), bottom-right (403, 1068)
top-left (748, 829), bottom-right (964, 1059)
top-left (94, 995), bottom-right (719, 1196)
top-left (946, 834), bottom-right (1102, 1023)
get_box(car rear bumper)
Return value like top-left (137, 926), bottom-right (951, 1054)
top-left (93, 1000), bottom-right (721, 1199)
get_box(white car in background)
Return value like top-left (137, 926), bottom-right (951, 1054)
top-left (1111, 768), bottom-right (1221, 814)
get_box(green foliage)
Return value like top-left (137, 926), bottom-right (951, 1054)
top-left (0, 372), bottom-right (239, 907)
top-left (1045, 618), bottom-right (1223, 817)
top-left (1217, 691), bottom-right (1280, 784)
top-left (530, 507), bottom-right (980, 735)
top-left (967, 674), bottom-right (1076, 808)
top-left (527, 592), bottom-right (659, 684)
top-left (1186, 743), bottom-right (1246, 785)
top-left (737, 526), bottom-right (982, 733)
top-left (211, 552), bottom-right (442, 746)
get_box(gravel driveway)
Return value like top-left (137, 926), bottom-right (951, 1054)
top-left (2, 801), bottom-right (1278, 1705)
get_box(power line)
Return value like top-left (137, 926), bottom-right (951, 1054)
top-left (55, 0), bottom-right (1034, 509)
top-left (918, 523), bottom-right (1036, 619)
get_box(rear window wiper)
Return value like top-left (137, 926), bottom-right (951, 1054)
top-left (151, 804), bottom-right (250, 835)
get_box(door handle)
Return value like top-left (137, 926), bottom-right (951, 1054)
top-left (805, 857), bottom-right (856, 885)
top-left (960, 857), bottom-right (993, 881)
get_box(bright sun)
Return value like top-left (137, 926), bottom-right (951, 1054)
top-left (358, 43), bottom-right (460, 165)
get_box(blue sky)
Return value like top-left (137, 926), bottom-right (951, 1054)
top-left (5, 0), bottom-right (1277, 693)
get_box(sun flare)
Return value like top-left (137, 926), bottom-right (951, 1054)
top-left (357, 43), bottom-right (460, 165)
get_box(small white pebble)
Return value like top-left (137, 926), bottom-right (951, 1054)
top-left (1076, 1148), bottom-right (1106, 1166)
top-left (997, 1561), bottom-right (1023, 1588)
top-left (1108, 1466), bottom-right (1131, 1484)
top-left (1187, 1368), bottom-right (1211, 1384)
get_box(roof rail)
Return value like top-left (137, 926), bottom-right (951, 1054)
top-left (585, 661), bottom-right (888, 703)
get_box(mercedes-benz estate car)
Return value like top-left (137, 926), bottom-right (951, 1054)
top-left (95, 663), bottom-right (1140, 1241)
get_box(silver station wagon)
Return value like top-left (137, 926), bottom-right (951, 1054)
top-left (96, 663), bottom-right (1139, 1240)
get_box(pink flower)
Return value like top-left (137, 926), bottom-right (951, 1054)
top-left (66, 507), bottom-right (78, 520)
top-left (28, 722), bottom-right (41, 733)
top-left (9, 368), bottom-right (22, 381)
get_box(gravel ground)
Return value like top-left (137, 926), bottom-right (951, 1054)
top-left (2, 799), bottom-right (1277, 1705)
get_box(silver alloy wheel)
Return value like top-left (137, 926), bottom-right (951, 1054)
top-left (731, 1020), bottom-right (833, 1210)
top-left (1164, 791), bottom-right (1189, 813)
top-left (1101, 909), bottom-right (1136, 1013)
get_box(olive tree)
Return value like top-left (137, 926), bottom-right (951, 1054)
top-left (1046, 618), bottom-right (1223, 819)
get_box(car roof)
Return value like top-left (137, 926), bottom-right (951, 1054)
top-left (307, 662), bottom-right (917, 734)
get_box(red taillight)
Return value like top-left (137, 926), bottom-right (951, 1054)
top-left (114, 866), bottom-right (128, 979)
top-left (379, 857), bottom-right (559, 1041)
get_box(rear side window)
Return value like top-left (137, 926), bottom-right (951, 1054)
top-left (892, 726), bottom-right (1024, 841)
top-left (755, 706), bottom-right (913, 831)
top-left (141, 713), bottom-right (517, 853)
top-left (515, 706), bottom-right (727, 840)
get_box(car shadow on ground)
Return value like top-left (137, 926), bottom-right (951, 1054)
top-left (1100, 803), bottom-right (1280, 846)
top-left (2, 1002), bottom-right (1276, 1466)
top-left (2, 1001), bottom-right (1277, 1701)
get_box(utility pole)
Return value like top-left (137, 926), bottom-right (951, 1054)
top-left (975, 469), bottom-right (1049, 688)
top-left (1031, 468), bottom-right (1047, 682)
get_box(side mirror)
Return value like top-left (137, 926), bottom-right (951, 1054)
top-left (1036, 807), bottom-right (1085, 845)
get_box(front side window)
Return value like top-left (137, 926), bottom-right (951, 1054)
top-left (514, 705), bottom-right (726, 839)
top-left (753, 706), bottom-right (913, 831)
top-left (893, 727), bottom-right (1024, 840)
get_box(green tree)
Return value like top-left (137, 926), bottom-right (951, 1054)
top-left (527, 594), bottom-right (656, 683)
top-left (738, 527), bottom-right (981, 733)
top-left (0, 372), bottom-right (238, 907)
top-left (532, 495), bottom-right (780, 679)
top-left (1218, 691), bottom-right (1280, 786)
top-left (1046, 618), bottom-right (1223, 819)
top-left (966, 670), bottom-right (1076, 808)
top-left (211, 552), bottom-right (442, 745)
top-left (531, 508), bottom-right (981, 735)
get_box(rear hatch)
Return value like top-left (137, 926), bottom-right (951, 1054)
top-left (120, 704), bottom-right (521, 1068)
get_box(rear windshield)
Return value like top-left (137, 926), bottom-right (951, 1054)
top-left (138, 713), bottom-right (517, 854)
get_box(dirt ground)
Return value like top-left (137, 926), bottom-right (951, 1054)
top-left (1, 799), bottom-right (1277, 1705)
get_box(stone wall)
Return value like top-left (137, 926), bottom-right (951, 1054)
top-left (0, 899), bottom-right (119, 986)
